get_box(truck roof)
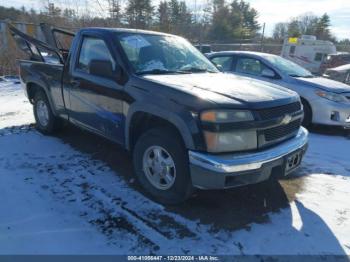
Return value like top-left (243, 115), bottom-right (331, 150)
top-left (78, 27), bottom-right (175, 37)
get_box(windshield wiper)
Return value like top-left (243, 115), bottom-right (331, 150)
top-left (181, 67), bottom-right (217, 73)
top-left (289, 74), bottom-right (314, 78)
top-left (302, 75), bottom-right (315, 78)
top-left (136, 69), bottom-right (190, 75)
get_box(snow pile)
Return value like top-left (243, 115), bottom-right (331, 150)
top-left (0, 83), bottom-right (34, 128)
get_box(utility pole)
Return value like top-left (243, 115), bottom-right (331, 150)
top-left (260, 22), bottom-right (265, 52)
top-left (194, 0), bottom-right (201, 48)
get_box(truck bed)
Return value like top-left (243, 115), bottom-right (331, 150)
top-left (7, 22), bottom-right (75, 118)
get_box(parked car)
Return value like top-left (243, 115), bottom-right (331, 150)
top-left (320, 53), bottom-right (350, 74)
top-left (208, 51), bottom-right (350, 129)
top-left (9, 24), bottom-right (308, 204)
top-left (323, 64), bottom-right (350, 85)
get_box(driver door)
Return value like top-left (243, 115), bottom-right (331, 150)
top-left (66, 34), bottom-right (125, 144)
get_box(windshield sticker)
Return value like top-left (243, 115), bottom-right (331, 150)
top-left (122, 35), bottom-right (151, 49)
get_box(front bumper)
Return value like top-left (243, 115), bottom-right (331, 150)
top-left (311, 98), bottom-right (350, 128)
top-left (189, 127), bottom-right (308, 189)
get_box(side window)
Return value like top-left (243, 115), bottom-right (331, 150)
top-left (77, 37), bottom-right (115, 73)
top-left (314, 53), bottom-right (323, 62)
top-left (235, 57), bottom-right (265, 76)
top-left (211, 56), bottom-right (233, 71)
top-left (289, 46), bottom-right (296, 55)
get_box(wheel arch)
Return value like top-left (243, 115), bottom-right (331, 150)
top-left (300, 96), bottom-right (313, 123)
top-left (26, 82), bottom-right (57, 116)
top-left (125, 104), bottom-right (196, 152)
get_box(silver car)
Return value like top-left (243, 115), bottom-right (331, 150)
top-left (323, 64), bottom-right (350, 85)
top-left (208, 51), bottom-right (350, 128)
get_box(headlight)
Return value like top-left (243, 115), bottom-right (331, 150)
top-left (200, 110), bottom-right (254, 123)
top-left (203, 130), bottom-right (257, 153)
top-left (315, 90), bottom-right (349, 103)
top-left (200, 110), bottom-right (256, 152)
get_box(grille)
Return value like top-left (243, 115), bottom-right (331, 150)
top-left (257, 102), bottom-right (301, 120)
top-left (264, 120), bottom-right (300, 142)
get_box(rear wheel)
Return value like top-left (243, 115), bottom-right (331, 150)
top-left (133, 128), bottom-right (194, 204)
top-left (301, 98), bottom-right (312, 127)
top-left (33, 91), bottom-right (62, 134)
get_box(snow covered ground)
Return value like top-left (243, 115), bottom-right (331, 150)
top-left (0, 82), bottom-right (350, 255)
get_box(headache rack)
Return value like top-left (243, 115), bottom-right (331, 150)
top-left (6, 21), bottom-right (75, 64)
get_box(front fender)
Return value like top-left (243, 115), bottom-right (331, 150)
top-left (125, 102), bottom-right (199, 151)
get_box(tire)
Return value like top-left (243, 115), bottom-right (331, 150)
top-left (33, 91), bottom-right (62, 134)
top-left (301, 98), bottom-right (312, 127)
top-left (133, 128), bottom-right (194, 204)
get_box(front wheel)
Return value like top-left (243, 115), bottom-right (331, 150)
top-left (133, 128), bottom-right (194, 204)
top-left (33, 91), bottom-right (62, 134)
top-left (301, 99), bottom-right (312, 128)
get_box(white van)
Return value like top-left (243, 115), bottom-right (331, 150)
top-left (281, 35), bottom-right (336, 74)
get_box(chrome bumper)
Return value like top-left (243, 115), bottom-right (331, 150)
top-left (189, 127), bottom-right (308, 174)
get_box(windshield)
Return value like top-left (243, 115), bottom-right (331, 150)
top-left (116, 33), bottom-right (218, 75)
top-left (263, 55), bottom-right (313, 78)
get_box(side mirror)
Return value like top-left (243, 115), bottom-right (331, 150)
top-left (261, 68), bottom-right (276, 78)
top-left (216, 64), bottom-right (224, 72)
top-left (89, 59), bottom-right (122, 81)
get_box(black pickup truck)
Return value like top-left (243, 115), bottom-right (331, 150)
top-left (9, 24), bottom-right (308, 204)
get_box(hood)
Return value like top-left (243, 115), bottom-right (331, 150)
top-left (294, 76), bottom-right (350, 93)
top-left (143, 73), bottom-right (298, 109)
top-left (328, 64), bottom-right (350, 73)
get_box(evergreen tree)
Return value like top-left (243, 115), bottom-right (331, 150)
top-left (287, 19), bottom-right (301, 37)
top-left (315, 13), bottom-right (332, 40)
top-left (230, 0), bottom-right (260, 39)
top-left (168, 0), bottom-right (192, 36)
top-left (108, 0), bottom-right (123, 25)
top-left (208, 0), bottom-right (232, 41)
top-left (125, 0), bottom-right (154, 29)
top-left (208, 0), bottom-right (260, 41)
top-left (157, 1), bottom-right (171, 32)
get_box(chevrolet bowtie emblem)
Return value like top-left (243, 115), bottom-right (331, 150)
top-left (281, 114), bottom-right (292, 125)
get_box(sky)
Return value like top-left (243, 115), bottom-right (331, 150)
top-left (1, 0), bottom-right (349, 40)
top-left (247, 0), bottom-right (350, 40)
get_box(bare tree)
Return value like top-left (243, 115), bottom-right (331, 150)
top-left (297, 13), bottom-right (318, 35)
top-left (273, 22), bottom-right (288, 40)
